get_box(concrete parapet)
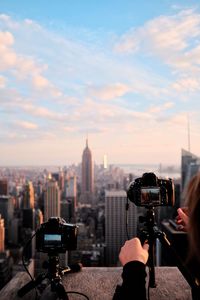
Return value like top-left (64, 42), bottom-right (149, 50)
top-left (0, 267), bottom-right (192, 300)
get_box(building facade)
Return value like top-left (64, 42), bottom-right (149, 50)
top-left (105, 190), bottom-right (137, 266)
top-left (0, 196), bottom-right (14, 244)
top-left (23, 181), bottom-right (35, 209)
top-left (181, 148), bottom-right (200, 206)
top-left (0, 179), bottom-right (8, 196)
top-left (44, 180), bottom-right (60, 221)
top-left (0, 215), bottom-right (5, 252)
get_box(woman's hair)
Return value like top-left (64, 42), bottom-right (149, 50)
top-left (185, 172), bottom-right (200, 262)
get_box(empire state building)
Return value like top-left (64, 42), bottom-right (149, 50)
top-left (81, 139), bottom-right (94, 204)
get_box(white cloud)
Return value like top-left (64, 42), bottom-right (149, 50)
top-left (63, 126), bottom-right (76, 133)
top-left (88, 83), bottom-right (130, 100)
top-left (14, 57), bottom-right (47, 79)
top-left (16, 102), bottom-right (66, 121)
top-left (115, 10), bottom-right (200, 56)
top-left (15, 120), bottom-right (38, 129)
top-left (0, 30), bottom-right (14, 45)
top-left (172, 77), bottom-right (200, 92)
top-left (0, 31), bottom-right (17, 70)
top-left (115, 9), bottom-right (200, 96)
top-left (32, 75), bottom-right (50, 89)
top-left (169, 113), bottom-right (188, 125)
top-left (0, 76), bottom-right (6, 88)
top-left (0, 28), bottom-right (62, 97)
top-left (115, 10), bottom-right (200, 75)
top-left (148, 101), bottom-right (174, 114)
top-left (0, 14), bottom-right (19, 29)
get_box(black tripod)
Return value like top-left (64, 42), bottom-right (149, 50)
top-left (139, 207), bottom-right (200, 292)
top-left (18, 252), bottom-right (81, 300)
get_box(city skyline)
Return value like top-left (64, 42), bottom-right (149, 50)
top-left (1, 1), bottom-right (200, 165)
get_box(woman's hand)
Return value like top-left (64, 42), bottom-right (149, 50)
top-left (119, 237), bottom-right (149, 266)
top-left (176, 207), bottom-right (189, 232)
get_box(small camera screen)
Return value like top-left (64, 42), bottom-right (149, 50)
top-left (44, 234), bottom-right (61, 245)
top-left (141, 187), bottom-right (161, 205)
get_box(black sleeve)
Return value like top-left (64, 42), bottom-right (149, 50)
top-left (113, 261), bottom-right (147, 300)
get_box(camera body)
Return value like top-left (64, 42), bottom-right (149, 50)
top-left (127, 172), bottom-right (174, 207)
top-left (36, 217), bottom-right (78, 253)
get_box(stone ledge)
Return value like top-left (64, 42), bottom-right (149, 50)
top-left (0, 267), bottom-right (192, 300)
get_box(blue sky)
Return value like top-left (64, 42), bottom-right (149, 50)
top-left (0, 1), bottom-right (200, 166)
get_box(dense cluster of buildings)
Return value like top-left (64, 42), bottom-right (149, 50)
top-left (0, 143), bottom-right (199, 290)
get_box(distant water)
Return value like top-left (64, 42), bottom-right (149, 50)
top-left (114, 164), bottom-right (180, 179)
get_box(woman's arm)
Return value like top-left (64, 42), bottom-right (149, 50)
top-left (113, 238), bottom-right (149, 300)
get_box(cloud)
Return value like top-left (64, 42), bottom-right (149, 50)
top-left (63, 126), bottom-right (76, 133)
top-left (0, 76), bottom-right (6, 88)
top-left (14, 57), bottom-right (47, 80)
top-left (88, 83), bottom-right (130, 100)
top-left (172, 77), bottom-right (200, 92)
top-left (168, 113), bottom-right (188, 125)
top-left (0, 31), bottom-right (17, 70)
top-left (0, 30), bottom-right (14, 45)
top-left (114, 9), bottom-right (200, 96)
top-left (0, 14), bottom-right (171, 104)
top-left (0, 27), bottom-right (62, 98)
top-left (0, 30), bottom-right (39, 75)
top-left (0, 14), bottom-right (19, 29)
top-left (115, 10), bottom-right (200, 56)
top-left (148, 101), bottom-right (174, 114)
top-left (16, 102), bottom-right (67, 121)
top-left (115, 10), bottom-right (200, 76)
top-left (32, 75), bottom-right (51, 89)
top-left (15, 120), bottom-right (38, 129)
top-left (31, 75), bottom-right (62, 97)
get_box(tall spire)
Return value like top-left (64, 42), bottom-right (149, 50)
top-left (86, 133), bottom-right (88, 148)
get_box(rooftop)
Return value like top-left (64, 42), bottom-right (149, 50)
top-left (0, 266), bottom-right (192, 300)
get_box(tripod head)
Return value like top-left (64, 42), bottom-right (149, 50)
top-left (42, 252), bottom-right (68, 299)
top-left (138, 207), bottom-right (161, 245)
top-left (138, 207), bottom-right (161, 288)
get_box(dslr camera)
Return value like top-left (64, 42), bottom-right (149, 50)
top-left (127, 172), bottom-right (174, 207)
top-left (36, 217), bottom-right (78, 253)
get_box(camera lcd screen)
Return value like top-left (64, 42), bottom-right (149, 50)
top-left (141, 187), bottom-right (161, 205)
top-left (44, 234), bottom-right (61, 245)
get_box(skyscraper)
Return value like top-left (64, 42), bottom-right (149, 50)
top-left (23, 181), bottom-right (35, 209)
top-left (0, 196), bottom-right (14, 244)
top-left (105, 190), bottom-right (137, 266)
top-left (0, 214), bottom-right (5, 252)
top-left (52, 170), bottom-right (64, 192)
top-left (181, 149), bottom-right (200, 205)
top-left (44, 179), bottom-right (60, 221)
top-left (0, 179), bottom-right (8, 196)
top-left (81, 139), bottom-right (94, 204)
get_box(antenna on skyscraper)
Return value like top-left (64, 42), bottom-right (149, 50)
top-left (187, 113), bottom-right (191, 152)
top-left (86, 132), bottom-right (88, 147)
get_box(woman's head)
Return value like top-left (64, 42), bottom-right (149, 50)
top-left (185, 172), bottom-right (200, 261)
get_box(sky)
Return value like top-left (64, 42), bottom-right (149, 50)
top-left (0, 0), bottom-right (200, 166)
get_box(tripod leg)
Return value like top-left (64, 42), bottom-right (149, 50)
top-left (148, 241), bottom-right (156, 288)
top-left (40, 284), bottom-right (59, 300)
top-left (18, 273), bottom-right (46, 297)
top-left (157, 231), bottom-right (200, 291)
top-left (51, 281), bottom-right (68, 300)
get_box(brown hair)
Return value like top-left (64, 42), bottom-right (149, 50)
top-left (185, 172), bottom-right (200, 262)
